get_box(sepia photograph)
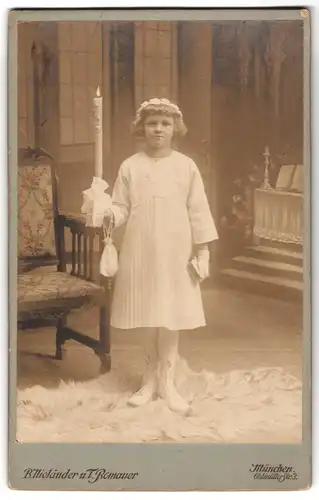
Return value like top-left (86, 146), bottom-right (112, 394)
top-left (12, 9), bottom-right (309, 460)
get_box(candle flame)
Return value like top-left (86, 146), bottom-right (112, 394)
top-left (96, 86), bottom-right (101, 97)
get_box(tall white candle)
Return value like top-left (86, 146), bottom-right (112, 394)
top-left (93, 86), bottom-right (103, 178)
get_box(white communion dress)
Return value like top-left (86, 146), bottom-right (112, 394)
top-left (110, 150), bottom-right (218, 331)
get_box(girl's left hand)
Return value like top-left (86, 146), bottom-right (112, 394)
top-left (189, 244), bottom-right (210, 282)
top-left (197, 248), bottom-right (210, 280)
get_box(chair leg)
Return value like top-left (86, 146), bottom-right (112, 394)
top-left (55, 316), bottom-right (67, 360)
top-left (95, 306), bottom-right (111, 373)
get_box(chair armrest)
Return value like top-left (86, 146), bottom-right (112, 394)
top-left (59, 211), bottom-right (87, 231)
top-left (58, 212), bottom-right (105, 236)
top-left (57, 212), bottom-right (104, 281)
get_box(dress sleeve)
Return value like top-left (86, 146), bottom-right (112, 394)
top-left (187, 161), bottom-right (219, 245)
top-left (111, 162), bottom-right (131, 228)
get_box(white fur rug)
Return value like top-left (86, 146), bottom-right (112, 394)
top-left (17, 358), bottom-right (302, 444)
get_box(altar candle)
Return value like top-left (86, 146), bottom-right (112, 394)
top-left (93, 86), bottom-right (103, 178)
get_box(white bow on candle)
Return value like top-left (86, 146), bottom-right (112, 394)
top-left (81, 177), bottom-right (112, 227)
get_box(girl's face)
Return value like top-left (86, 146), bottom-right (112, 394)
top-left (144, 114), bottom-right (174, 149)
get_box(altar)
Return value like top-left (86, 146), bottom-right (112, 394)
top-left (253, 188), bottom-right (303, 245)
top-left (253, 160), bottom-right (304, 246)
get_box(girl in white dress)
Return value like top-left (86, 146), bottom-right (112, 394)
top-left (109, 98), bottom-right (218, 414)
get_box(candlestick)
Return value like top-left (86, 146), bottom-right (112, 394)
top-left (93, 86), bottom-right (103, 178)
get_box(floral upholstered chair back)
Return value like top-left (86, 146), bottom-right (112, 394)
top-left (18, 152), bottom-right (57, 264)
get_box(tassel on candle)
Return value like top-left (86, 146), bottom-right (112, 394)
top-left (93, 86), bottom-right (103, 178)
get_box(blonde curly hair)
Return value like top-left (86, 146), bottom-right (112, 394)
top-left (131, 98), bottom-right (188, 139)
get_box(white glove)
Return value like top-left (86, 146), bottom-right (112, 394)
top-left (188, 246), bottom-right (210, 283)
top-left (196, 247), bottom-right (210, 281)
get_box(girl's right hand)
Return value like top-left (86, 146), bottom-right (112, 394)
top-left (103, 209), bottom-right (115, 227)
top-left (104, 208), bottom-right (113, 217)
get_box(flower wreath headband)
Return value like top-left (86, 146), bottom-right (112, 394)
top-left (135, 98), bottom-right (183, 120)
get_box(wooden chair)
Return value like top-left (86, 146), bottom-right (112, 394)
top-left (17, 147), bottom-right (113, 372)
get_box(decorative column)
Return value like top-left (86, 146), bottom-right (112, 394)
top-left (18, 22), bottom-right (36, 149)
top-left (178, 22), bottom-right (219, 272)
top-left (237, 22), bottom-right (251, 93)
top-left (134, 21), bottom-right (178, 107)
top-left (178, 22), bottom-right (213, 200)
top-left (109, 22), bottom-right (135, 184)
top-left (32, 22), bottom-right (60, 160)
top-left (101, 21), bottom-right (112, 180)
top-left (263, 23), bottom-right (288, 165)
top-left (265, 23), bottom-right (287, 118)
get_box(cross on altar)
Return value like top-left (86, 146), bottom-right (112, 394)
top-left (261, 146), bottom-right (272, 190)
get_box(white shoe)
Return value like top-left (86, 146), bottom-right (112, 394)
top-left (127, 375), bottom-right (157, 407)
top-left (159, 379), bottom-right (190, 415)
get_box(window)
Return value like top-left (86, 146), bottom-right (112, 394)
top-left (134, 22), bottom-right (177, 107)
top-left (58, 22), bottom-right (102, 145)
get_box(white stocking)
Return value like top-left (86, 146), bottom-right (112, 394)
top-left (127, 328), bottom-right (158, 407)
top-left (157, 328), bottom-right (190, 415)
